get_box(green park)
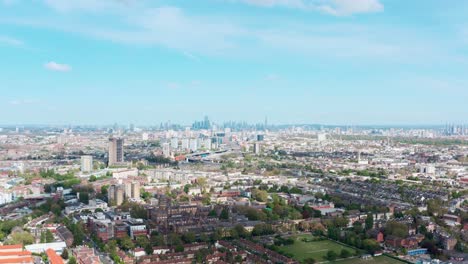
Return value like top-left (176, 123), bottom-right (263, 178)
top-left (278, 234), bottom-right (405, 263)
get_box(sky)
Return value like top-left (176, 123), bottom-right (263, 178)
top-left (0, 0), bottom-right (467, 126)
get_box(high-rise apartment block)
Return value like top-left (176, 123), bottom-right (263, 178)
top-left (81, 155), bottom-right (93, 172)
top-left (108, 184), bottom-right (125, 206)
top-left (124, 181), bottom-right (140, 200)
top-left (108, 137), bottom-right (124, 166)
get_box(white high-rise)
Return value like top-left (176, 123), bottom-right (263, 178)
top-left (81, 155), bottom-right (93, 172)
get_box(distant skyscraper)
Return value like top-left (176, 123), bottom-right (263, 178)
top-left (190, 139), bottom-right (198, 152)
top-left (253, 142), bottom-right (261, 155)
top-left (171, 138), bottom-right (178, 149)
top-left (80, 155), bottom-right (93, 173)
top-left (181, 138), bottom-right (189, 150)
top-left (162, 142), bottom-right (171, 157)
top-left (108, 137), bottom-right (124, 166)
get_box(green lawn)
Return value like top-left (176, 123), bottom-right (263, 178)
top-left (334, 255), bottom-right (406, 264)
top-left (278, 234), bottom-right (357, 262)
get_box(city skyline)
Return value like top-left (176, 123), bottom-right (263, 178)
top-left (1, 0), bottom-right (468, 125)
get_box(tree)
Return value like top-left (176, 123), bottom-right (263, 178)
top-left (182, 232), bottom-right (196, 244)
top-left (89, 175), bottom-right (98, 182)
top-left (68, 256), bottom-right (77, 264)
top-left (136, 236), bottom-right (150, 249)
top-left (101, 185), bottom-right (109, 196)
top-left (252, 189), bottom-right (268, 202)
top-left (208, 209), bottom-right (217, 217)
top-left (326, 251), bottom-right (337, 261)
top-left (45, 229), bottom-right (54, 243)
top-left (362, 239), bottom-right (380, 253)
top-left (233, 224), bottom-right (248, 238)
top-left (68, 222), bottom-right (84, 246)
top-left (252, 223), bottom-right (274, 236)
top-left (150, 233), bottom-right (165, 246)
top-left (6, 231), bottom-right (34, 245)
top-left (119, 236), bottom-right (135, 251)
top-left (144, 243), bottom-right (153, 255)
top-left (61, 249), bottom-right (69, 260)
top-left (40, 231), bottom-right (46, 243)
top-left (167, 233), bottom-right (182, 247)
top-left (385, 221), bottom-right (409, 238)
top-left (340, 249), bottom-right (351, 258)
top-left (175, 244), bottom-right (184, 252)
top-left (141, 190), bottom-right (152, 201)
top-left (365, 213), bottom-right (374, 230)
top-left (196, 177), bottom-right (207, 192)
top-left (219, 208), bottom-right (229, 220)
top-left (184, 184), bottom-right (191, 194)
top-left (79, 192), bottom-right (89, 204)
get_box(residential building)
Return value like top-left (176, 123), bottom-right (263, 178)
top-left (80, 155), bottom-right (93, 173)
top-left (108, 137), bottom-right (124, 166)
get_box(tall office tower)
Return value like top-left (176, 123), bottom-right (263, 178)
top-left (108, 184), bottom-right (125, 206)
top-left (81, 155), bottom-right (93, 173)
top-left (108, 137), bottom-right (124, 166)
top-left (125, 181), bottom-right (141, 199)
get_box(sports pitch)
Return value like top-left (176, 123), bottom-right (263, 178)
top-left (334, 255), bottom-right (406, 264)
top-left (278, 234), bottom-right (405, 263)
top-left (278, 234), bottom-right (357, 262)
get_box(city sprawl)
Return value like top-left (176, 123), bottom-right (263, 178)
top-left (0, 121), bottom-right (466, 264)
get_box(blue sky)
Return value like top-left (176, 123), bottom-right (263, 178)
top-left (0, 0), bottom-right (467, 125)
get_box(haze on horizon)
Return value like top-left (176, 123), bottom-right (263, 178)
top-left (1, 0), bottom-right (467, 125)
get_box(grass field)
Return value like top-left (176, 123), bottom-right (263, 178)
top-left (334, 255), bottom-right (406, 264)
top-left (278, 234), bottom-right (357, 262)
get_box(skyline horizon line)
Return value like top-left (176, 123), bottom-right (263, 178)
top-left (1, 121), bottom-right (466, 129)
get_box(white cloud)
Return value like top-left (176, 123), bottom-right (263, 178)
top-left (241, 0), bottom-right (305, 8)
top-left (44, 61), bottom-right (72, 72)
top-left (318, 0), bottom-right (383, 16)
top-left (2, 0), bottom-right (18, 5)
top-left (237, 0), bottom-right (383, 15)
top-left (1, 3), bottom-right (459, 65)
top-left (265, 74), bottom-right (280, 81)
top-left (167, 82), bottom-right (180, 89)
top-left (9, 99), bottom-right (39, 105)
top-left (43, 0), bottom-right (137, 12)
top-left (0, 35), bottom-right (23, 46)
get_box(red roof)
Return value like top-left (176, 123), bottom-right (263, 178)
top-left (46, 249), bottom-right (64, 264)
top-left (0, 245), bottom-right (22, 250)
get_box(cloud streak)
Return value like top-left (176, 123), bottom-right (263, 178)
top-left (0, 35), bottom-right (23, 46)
top-left (237, 0), bottom-right (384, 15)
top-left (9, 99), bottom-right (40, 105)
top-left (0, 1), bottom-right (462, 66)
top-left (44, 61), bottom-right (72, 72)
